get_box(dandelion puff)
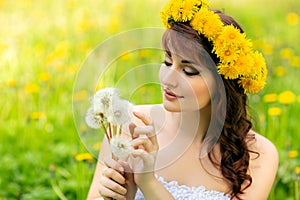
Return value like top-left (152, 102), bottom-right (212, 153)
top-left (85, 107), bottom-right (101, 129)
top-left (107, 99), bottom-right (133, 126)
top-left (92, 88), bottom-right (120, 114)
top-left (110, 135), bottom-right (133, 159)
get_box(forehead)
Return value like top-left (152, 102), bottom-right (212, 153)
top-left (162, 29), bottom-right (216, 70)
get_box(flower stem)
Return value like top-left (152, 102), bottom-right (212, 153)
top-left (100, 121), bottom-right (110, 142)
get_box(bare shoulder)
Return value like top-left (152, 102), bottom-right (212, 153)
top-left (240, 130), bottom-right (279, 199)
top-left (247, 130), bottom-right (278, 162)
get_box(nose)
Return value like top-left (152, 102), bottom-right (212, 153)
top-left (160, 65), bottom-right (178, 89)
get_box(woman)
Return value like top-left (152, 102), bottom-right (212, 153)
top-left (88, 0), bottom-right (278, 199)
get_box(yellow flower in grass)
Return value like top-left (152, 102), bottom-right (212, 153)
top-left (288, 150), bottom-right (299, 158)
top-left (298, 95), bottom-right (300, 103)
top-left (280, 48), bottom-right (294, 59)
top-left (262, 44), bottom-right (273, 55)
top-left (295, 166), bottom-right (300, 175)
top-left (278, 91), bottom-right (296, 104)
top-left (263, 93), bottom-right (277, 103)
top-left (25, 83), bottom-right (39, 94)
top-left (286, 12), bottom-right (299, 26)
top-left (75, 153), bottom-right (94, 162)
top-left (268, 107), bottom-right (281, 116)
top-left (7, 79), bottom-right (16, 87)
top-left (38, 72), bottom-right (51, 82)
top-left (29, 112), bottom-right (46, 120)
top-left (291, 56), bottom-right (300, 67)
top-left (274, 66), bottom-right (286, 77)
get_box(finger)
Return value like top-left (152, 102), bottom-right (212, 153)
top-left (102, 167), bottom-right (125, 185)
top-left (98, 183), bottom-right (126, 200)
top-left (129, 123), bottom-right (137, 139)
top-left (133, 126), bottom-right (158, 148)
top-left (100, 176), bottom-right (127, 195)
top-left (131, 136), bottom-right (153, 152)
top-left (133, 111), bottom-right (152, 126)
top-left (104, 157), bottom-right (125, 173)
top-left (132, 126), bottom-right (154, 137)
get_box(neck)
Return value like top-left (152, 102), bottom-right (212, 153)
top-left (165, 105), bottom-right (211, 144)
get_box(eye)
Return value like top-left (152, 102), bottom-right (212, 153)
top-left (183, 67), bottom-right (200, 76)
top-left (163, 60), bottom-right (172, 67)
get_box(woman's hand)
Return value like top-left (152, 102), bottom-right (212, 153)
top-left (98, 157), bottom-right (137, 200)
top-left (129, 111), bottom-right (159, 190)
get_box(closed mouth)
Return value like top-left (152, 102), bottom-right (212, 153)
top-left (163, 89), bottom-right (184, 98)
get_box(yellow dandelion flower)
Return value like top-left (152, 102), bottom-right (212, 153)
top-left (215, 45), bottom-right (240, 64)
top-left (274, 66), bottom-right (286, 77)
top-left (286, 12), bottom-right (299, 26)
top-left (120, 52), bottom-right (132, 60)
top-left (38, 72), bottom-right (51, 82)
top-left (7, 79), bottom-right (16, 87)
top-left (221, 25), bottom-right (242, 42)
top-left (202, 12), bottom-right (223, 41)
top-left (180, 0), bottom-right (199, 21)
top-left (263, 93), bottom-right (277, 103)
top-left (73, 90), bottom-right (88, 102)
top-left (190, 7), bottom-right (209, 33)
top-left (93, 142), bottom-right (102, 151)
top-left (295, 166), bottom-right (300, 175)
top-left (262, 44), bottom-right (273, 55)
top-left (268, 107), bottom-right (282, 117)
top-left (253, 51), bottom-right (267, 78)
top-left (278, 90), bottom-right (296, 104)
top-left (218, 63), bottom-right (239, 79)
top-left (238, 78), bottom-right (265, 94)
top-left (75, 153), bottom-right (94, 162)
top-left (291, 56), bottom-right (300, 67)
top-left (280, 48), bottom-right (294, 59)
top-left (170, 1), bottom-right (184, 22)
top-left (288, 150), bottom-right (298, 158)
top-left (29, 112), bottom-right (46, 120)
top-left (234, 54), bottom-right (255, 76)
top-left (25, 83), bottom-right (39, 94)
top-left (238, 38), bottom-right (253, 54)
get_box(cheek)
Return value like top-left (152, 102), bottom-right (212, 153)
top-left (159, 65), bottom-right (167, 83)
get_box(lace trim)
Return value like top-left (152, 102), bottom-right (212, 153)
top-left (135, 175), bottom-right (231, 200)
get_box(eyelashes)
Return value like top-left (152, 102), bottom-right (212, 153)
top-left (162, 60), bottom-right (200, 76)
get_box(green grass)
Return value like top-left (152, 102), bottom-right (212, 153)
top-left (0, 0), bottom-right (299, 199)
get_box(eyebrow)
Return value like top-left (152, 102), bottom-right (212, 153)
top-left (181, 60), bottom-right (195, 65)
top-left (164, 50), bottom-right (196, 65)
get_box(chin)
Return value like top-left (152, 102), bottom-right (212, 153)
top-left (162, 100), bottom-right (182, 112)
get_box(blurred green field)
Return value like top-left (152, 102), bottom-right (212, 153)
top-left (0, 0), bottom-right (299, 199)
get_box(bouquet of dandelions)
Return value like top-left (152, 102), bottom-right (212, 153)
top-left (85, 88), bottom-right (134, 160)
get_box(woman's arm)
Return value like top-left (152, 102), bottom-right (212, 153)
top-left (237, 132), bottom-right (279, 200)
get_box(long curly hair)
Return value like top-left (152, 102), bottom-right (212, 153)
top-left (162, 11), bottom-right (258, 199)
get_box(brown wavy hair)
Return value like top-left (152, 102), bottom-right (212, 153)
top-left (162, 11), bottom-right (258, 199)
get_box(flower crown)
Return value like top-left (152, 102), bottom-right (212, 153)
top-left (160, 0), bottom-right (267, 94)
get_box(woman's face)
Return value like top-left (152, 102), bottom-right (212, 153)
top-left (159, 48), bottom-right (215, 112)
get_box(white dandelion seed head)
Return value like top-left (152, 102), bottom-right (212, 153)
top-left (110, 135), bottom-right (133, 159)
top-left (107, 99), bottom-right (133, 126)
top-left (92, 88), bottom-right (120, 114)
top-left (85, 107), bottom-right (101, 129)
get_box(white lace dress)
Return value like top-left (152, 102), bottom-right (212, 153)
top-left (134, 176), bottom-right (231, 200)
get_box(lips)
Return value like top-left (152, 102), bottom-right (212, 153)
top-left (163, 89), bottom-right (183, 100)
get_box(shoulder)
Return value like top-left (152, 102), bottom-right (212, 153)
top-left (240, 130), bottom-right (278, 199)
top-left (247, 130), bottom-right (278, 163)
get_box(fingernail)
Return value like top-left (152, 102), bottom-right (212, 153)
top-left (119, 166), bottom-right (124, 172)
